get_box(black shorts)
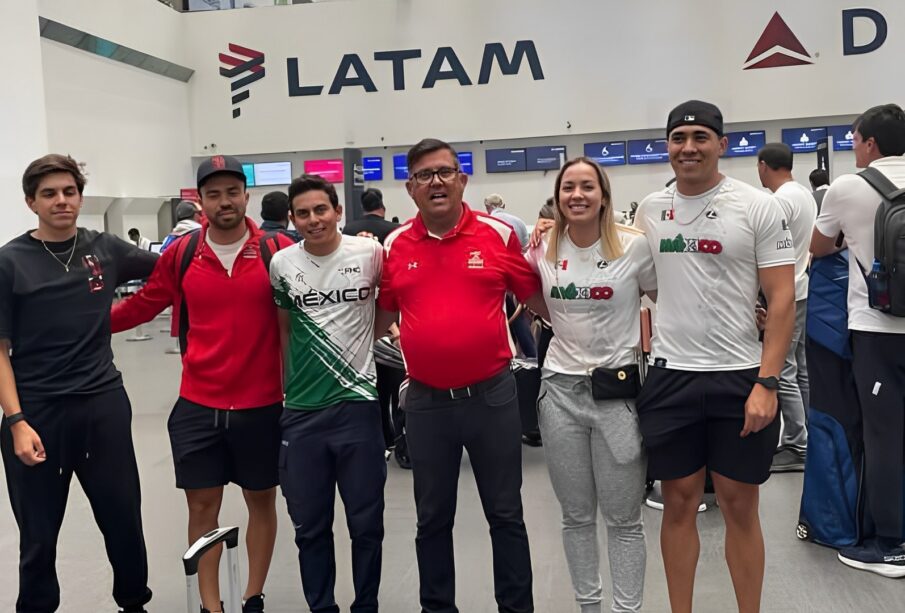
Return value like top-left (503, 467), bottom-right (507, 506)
top-left (167, 397), bottom-right (282, 491)
top-left (636, 367), bottom-right (779, 485)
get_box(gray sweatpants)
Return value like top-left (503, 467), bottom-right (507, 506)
top-left (778, 299), bottom-right (809, 452)
top-left (538, 373), bottom-right (647, 613)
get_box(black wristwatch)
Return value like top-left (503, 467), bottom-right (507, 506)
top-left (754, 376), bottom-right (780, 391)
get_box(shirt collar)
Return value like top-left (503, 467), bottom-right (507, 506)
top-left (411, 203), bottom-right (476, 240)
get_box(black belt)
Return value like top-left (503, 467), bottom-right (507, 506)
top-left (418, 368), bottom-right (510, 401)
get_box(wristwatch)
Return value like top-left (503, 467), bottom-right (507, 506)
top-left (754, 376), bottom-right (780, 391)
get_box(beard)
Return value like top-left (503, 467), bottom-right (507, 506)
top-left (207, 209), bottom-right (244, 231)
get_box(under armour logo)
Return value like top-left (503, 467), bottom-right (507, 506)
top-left (408, 261), bottom-right (419, 270)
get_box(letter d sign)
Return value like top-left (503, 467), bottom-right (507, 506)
top-left (843, 8), bottom-right (887, 55)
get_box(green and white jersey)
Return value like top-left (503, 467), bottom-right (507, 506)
top-left (270, 235), bottom-right (382, 410)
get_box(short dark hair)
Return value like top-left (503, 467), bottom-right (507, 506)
top-left (758, 143), bottom-right (793, 171)
top-left (854, 103), bottom-right (905, 157)
top-left (260, 191), bottom-right (290, 221)
top-left (128, 228), bottom-right (139, 238)
top-left (406, 138), bottom-right (458, 173)
top-left (809, 168), bottom-right (829, 188)
top-left (287, 174), bottom-right (339, 213)
top-left (361, 188), bottom-right (384, 212)
top-left (22, 154), bottom-right (87, 200)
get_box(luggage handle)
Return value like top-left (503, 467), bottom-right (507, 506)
top-left (184, 526), bottom-right (243, 613)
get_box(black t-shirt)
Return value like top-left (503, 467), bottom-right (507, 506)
top-left (0, 228), bottom-right (158, 402)
top-left (342, 215), bottom-right (400, 245)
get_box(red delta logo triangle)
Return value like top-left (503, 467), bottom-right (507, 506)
top-left (744, 12), bottom-right (813, 70)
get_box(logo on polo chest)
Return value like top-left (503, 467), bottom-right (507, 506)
top-left (467, 250), bottom-right (485, 269)
top-left (550, 283), bottom-right (614, 301)
top-left (659, 233), bottom-right (723, 254)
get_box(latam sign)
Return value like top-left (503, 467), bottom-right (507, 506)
top-left (745, 8), bottom-right (887, 69)
top-left (286, 40), bottom-right (544, 97)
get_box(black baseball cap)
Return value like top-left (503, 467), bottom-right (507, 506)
top-left (666, 100), bottom-right (724, 138)
top-left (196, 155), bottom-right (246, 189)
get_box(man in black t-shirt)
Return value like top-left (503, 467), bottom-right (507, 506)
top-left (0, 154), bottom-right (158, 613)
top-left (341, 188), bottom-right (400, 244)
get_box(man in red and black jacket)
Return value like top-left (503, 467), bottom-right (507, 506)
top-left (112, 155), bottom-right (293, 613)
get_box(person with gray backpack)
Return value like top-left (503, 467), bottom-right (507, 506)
top-left (812, 103), bottom-right (905, 578)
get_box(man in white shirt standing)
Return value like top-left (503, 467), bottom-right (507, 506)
top-left (634, 100), bottom-right (795, 613)
top-left (811, 103), bottom-right (905, 578)
top-left (757, 143), bottom-right (818, 472)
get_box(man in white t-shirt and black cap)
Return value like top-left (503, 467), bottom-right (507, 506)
top-left (757, 142), bottom-right (817, 472)
top-left (811, 103), bottom-right (905, 578)
top-left (634, 100), bottom-right (795, 613)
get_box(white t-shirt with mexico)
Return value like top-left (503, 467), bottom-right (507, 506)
top-left (526, 228), bottom-right (657, 374)
top-left (635, 176), bottom-right (794, 371)
top-left (773, 180), bottom-right (817, 302)
top-left (814, 156), bottom-right (905, 334)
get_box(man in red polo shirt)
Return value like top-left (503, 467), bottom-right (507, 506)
top-left (376, 138), bottom-right (548, 613)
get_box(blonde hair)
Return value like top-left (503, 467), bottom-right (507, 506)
top-left (545, 157), bottom-right (624, 263)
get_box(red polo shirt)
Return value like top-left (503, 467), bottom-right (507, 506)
top-left (378, 204), bottom-right (540, 388)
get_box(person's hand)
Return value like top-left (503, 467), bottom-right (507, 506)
top-left (356, 231), bottom-right (377, 241)
top-left (755, 305), bottom-right (767, 331)
top-left (11, 421), bottom-right (45, 466)
top-left (741, 384), bottom-right (778, 437)
top-left (529, 219), bottom-right (555, 248)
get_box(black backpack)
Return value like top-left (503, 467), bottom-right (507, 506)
top-left (858, 168), bottom-right (905, 316)
top-left (173, 230), bottom-right (282, 355)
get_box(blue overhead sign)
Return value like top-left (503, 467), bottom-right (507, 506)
top-left (723, 131), bottom-right (766, 158)
top-left (828, 125), bottom-right (855, 151)
top-left (782, 127), bottom-right (828, 153)
top-left (584, 141), bottom-right (626, 166)
top-left (627, 139), bottom-right (669, 165)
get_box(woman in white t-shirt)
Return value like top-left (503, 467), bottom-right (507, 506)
top-left (526, 157), bottom-right (656, 613)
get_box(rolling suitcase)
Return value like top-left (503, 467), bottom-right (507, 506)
top-left (183, 526), bottom-right (243, 613)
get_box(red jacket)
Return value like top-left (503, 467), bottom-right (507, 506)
top-left (112, 218), bottom-right (293, 409)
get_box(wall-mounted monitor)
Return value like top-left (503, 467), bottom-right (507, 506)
top-left (781, 127), bottom-right (827, 153)
top-left (723, 131), bottom-right (766, 158)
top-left (526, 145), bottom-right (567, 171)
top-left (458, 152), bottom-right (473, 175)
top-left (241, 163), bottom-right (256, 187)
top-left (253, 161), bottom-right (292, 186)
top-left (149, 242), bottom-right (163, 255)
top-left (584, 141), bottom-right (626, 166)
top-left (303, 159), bottom-right (344, 183)
top-left (627, 139), bottom-right (669, 164)
top-left (828, 125), bottom-right (855, 151)
top-left (393, 154), bottom-right (408, 180)
top-left (486, 148), bottom-right (527, 173)
top-left (362, 157), bottom-right (383, 181)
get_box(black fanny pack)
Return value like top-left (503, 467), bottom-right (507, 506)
top-left (590, 364), bottom-right (641, 400)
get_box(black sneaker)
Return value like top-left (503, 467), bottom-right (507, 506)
top-left (521, 429), bottom-right (543, 447)
top-left (770, 448), bottom-right (805, 473)
top-left (644, 482), bottom-right (706, 513)
top-left (394, 447), bottom-right (412, 470)
top-left (838, 539), bottom-right (905, 578)
top-left (243, 593), bottom-right (265, 612)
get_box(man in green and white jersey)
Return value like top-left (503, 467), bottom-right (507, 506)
top-left (269, 174), bottom-right (386, 613)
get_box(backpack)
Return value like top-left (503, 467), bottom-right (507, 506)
top-left (857, 167), bottom-right (905, 316)
top-left (172, 229), bottom-right (283, 355)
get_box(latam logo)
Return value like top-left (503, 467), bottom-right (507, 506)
top-left (744, 8), bottom-right (888, 70)
top-left (219, 43), bottom-right (266, 119)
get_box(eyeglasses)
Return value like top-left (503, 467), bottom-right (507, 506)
top-left (410, 167), bottom-right (459, 185)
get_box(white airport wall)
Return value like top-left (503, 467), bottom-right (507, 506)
top-left (184, 0), bottom-right (901, 154)
top-left (41, 39), bottom-right (194, 200)
top-left (1, 1), bottom-right (49, 244)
